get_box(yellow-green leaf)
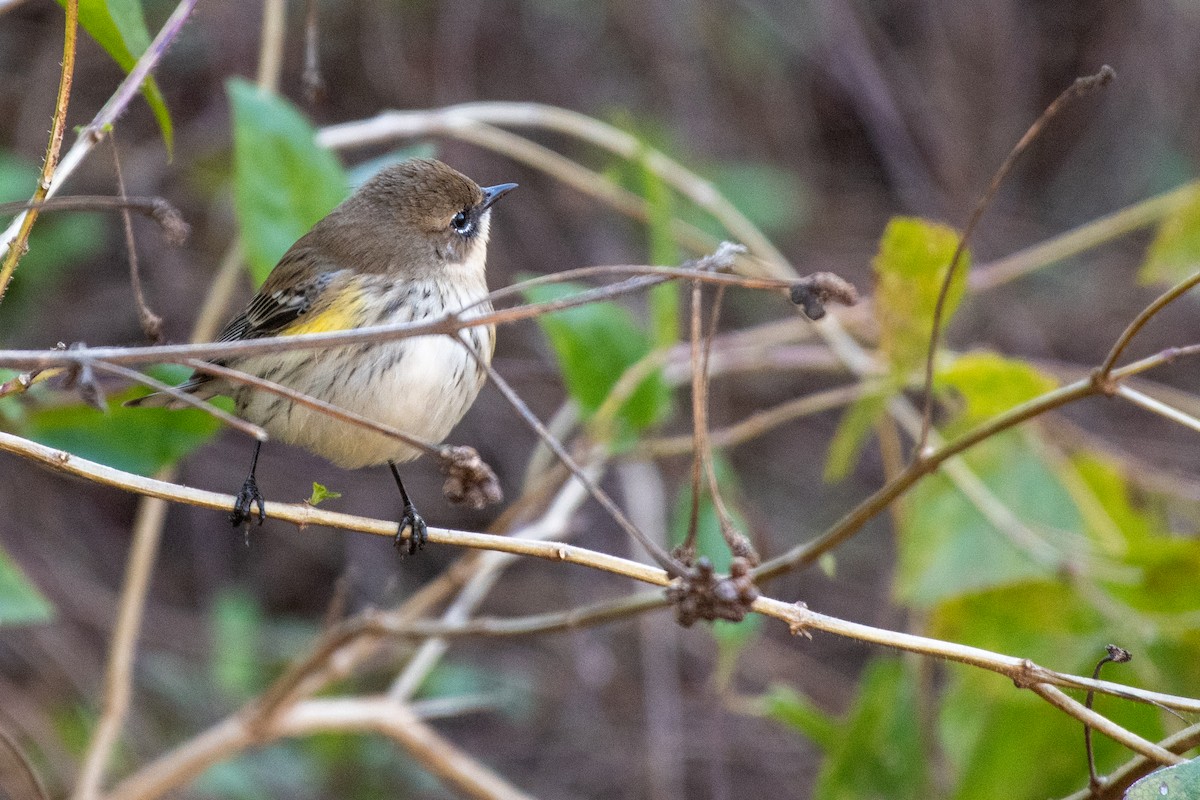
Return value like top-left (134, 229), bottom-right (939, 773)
top-left (936, 351), bottom-right (1057, 429)
top-left (874, 216), bottom-right (969, 375)
top-left (1140, 183), bottom-right (1200, 285)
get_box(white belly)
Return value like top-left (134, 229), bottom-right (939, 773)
top-left (234, 329), bottom-right (490, 469)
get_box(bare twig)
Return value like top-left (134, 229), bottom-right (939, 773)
top-left (105, 697), bottom-right (534, 800)
top-left (1060, 722), bottom-right (1200, 800)
top-left (302, 0), bottom-right (326, 103)
top-left (970, 181), bottom-right (1200, 292)
top-left (0, 0), bottom-right (77, 304)
top-left (0, 196), bottom-right (188, 245)
top-left (88, 361), bottom-right (267, 441)
top-left (458, 333), bottom-right (686, 577)
top-left (0, 0), bottom-right (198, 267)
top-left (110, 135), bottom-right (163, 342)
top-left (72, 493), bottom-right (171, 800)
top-left (638, 383), bottom-right (867, 458)
top-left (255, 0), bottom-right (286, 94)
top-left (7, 430), bottom-right (1200, 721)
top-left (1096, 268), bottom-right (1200, 381)
top-left (1084, 646), bottom-right (1134, 796)
top-left (1115, 384), bottom-right (1200, 434)
top-left (916, 65), bottom-right (1116, 454)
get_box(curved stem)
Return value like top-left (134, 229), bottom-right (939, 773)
top-left (0, 0), bottom-right (77, 304)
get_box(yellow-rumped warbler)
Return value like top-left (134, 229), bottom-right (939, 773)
top-left (127, 159), bottom-right (517, 552)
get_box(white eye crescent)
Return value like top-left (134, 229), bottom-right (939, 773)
top-left (450, 210), bottom-right (473, 235)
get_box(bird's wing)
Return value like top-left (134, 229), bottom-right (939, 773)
top-left (124, 256), bottom-right (346, 409)
top-left (218, 257), bottom-right (344, 342)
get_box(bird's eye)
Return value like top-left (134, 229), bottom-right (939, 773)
top-left (450, 210), bottom-right (472, 234)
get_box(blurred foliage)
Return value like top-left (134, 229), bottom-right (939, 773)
top-left (228, 79), bottom-right (348, 286)
top-left (825, 217), bottom-right (970, 480)
top-left (0, 547), bottom-right (54, 626)
top-left (0, 151), bottom-right (105, 338)
top-left (59, 0), bottom-right (173, 150)
top-left (765, 209), bottom-right (1200, 798)
top-left (24, 369), bottom-right (224, 478)
top-left (1140, 183), bottom-right (1200, 284)
top-left (524, 280), bottom-right (672, 447)
top-left (768, 658), bottom-right (926, 800)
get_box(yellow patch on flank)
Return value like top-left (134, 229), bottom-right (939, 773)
top-left (281, 288), bottom-right (365, 335)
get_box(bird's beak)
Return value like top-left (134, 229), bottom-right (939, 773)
top-left (480, 183), bottom-right (518, 211)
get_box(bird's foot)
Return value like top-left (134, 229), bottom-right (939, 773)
top-left (394, 502), bottom-right (428, 556)
top-left (230, 474), bottom-right (266, 534)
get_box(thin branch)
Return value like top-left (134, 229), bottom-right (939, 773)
top-left (458, 334), bottom-right (685, 577)
top-left (1085, 646), bottom-right (1134, 795)
top-left (6, 429), bottom-right (1200, 720)
top-left (916, 65), bottom-right (1116, 454)
top-left (105, 697), bottom-right (533, 800)
top-left (1060, 722), bottom-right (1200, 800)
top-left (970, 181), bottom-right (1200, 292)
top-left (110, 135), bottom-right (163, 342)
top-left (0, 0), bottom-right (198, 267)
top-left (1115, 384), bottom-right (1200, 434)
top-left (1029, 683), bottom-right (1180, 767)
top-left (0, 196), bottom-right (189, 244)
top-left (0, 259), bottom-right (786, 371)
top-left (317, 103), bottom-right (791, 273)
top-left (88, 361), bottom-right (267, 441)
top-left (82, 0), bottom-right (195, 142)
top-left (1096, 268), bottom-right (1200, 380)
top-left (638, 383), bottom-right (867, 458)
top-left (0, 0), bottom-right (77, 304)
top-left (178, 359), bottom-right (438, 457)
top-left (72, 493), bottom-right (171, 800)
top-left (256, 0), bottom-right (286, 94)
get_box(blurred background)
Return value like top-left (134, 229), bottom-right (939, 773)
top-left (2, 0), bottom-right (1200, 797)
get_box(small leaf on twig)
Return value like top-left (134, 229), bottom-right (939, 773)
top-left (306, 482), bottom-right (341, 506)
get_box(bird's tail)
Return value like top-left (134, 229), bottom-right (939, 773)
top-left (123, 376), bottom-right (220, 410)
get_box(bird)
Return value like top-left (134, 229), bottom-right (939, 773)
top-left (127, 158), bottom-right (517, 553)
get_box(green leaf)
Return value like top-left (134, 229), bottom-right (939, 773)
top-left (228, 79), bottom-right (349, 286)
top-left (524, 280), bottom-right (672, 442)
top-left (760, 684), bottom-right (839, 750)
top-left (25, 376), bottom-right (223, 477)
top-left (812, 658), bottom-right (925, 800)
top-left (936, 351), bottom-right (1058, 428)
top-left (1140, 184), bottom-right (1200, 285)
top-left (929, 581), bottom-right (1107, 671)
top-left (695, 162), bottom-right (809, 237)
top-left (638, 155), bottom-right (680, 349)
top-left (0, 547), bottom-right (54, 626)
top-left (0, 152), bottom-right (106, 335)
top-left (824, 386), bottom-right (890, 482)
top-left (1126, 759), bottom-right (1200, 800)
top-left (896, 431), bottom-right (1077, 606)
top-left (874, 216), bottom-right (969, 376)
top-left (211, 588), bottom-right (264, 700)
top-left (939, 672), bottom-right (1160, 800)
top-left (306, 482), bottom-right (342, 506)
top-left (1071, 454), bottom-right (1200, 616)
top-left (64, 0), bottom-right (173, 151)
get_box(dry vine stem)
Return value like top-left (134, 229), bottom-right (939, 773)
top-left (2, 433), bottom-right (1198, 714)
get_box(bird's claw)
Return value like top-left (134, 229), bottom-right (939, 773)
top-left (230, 475), bottom-right (266, 532)
top-left (394, 504), bottom-right (427, 556)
